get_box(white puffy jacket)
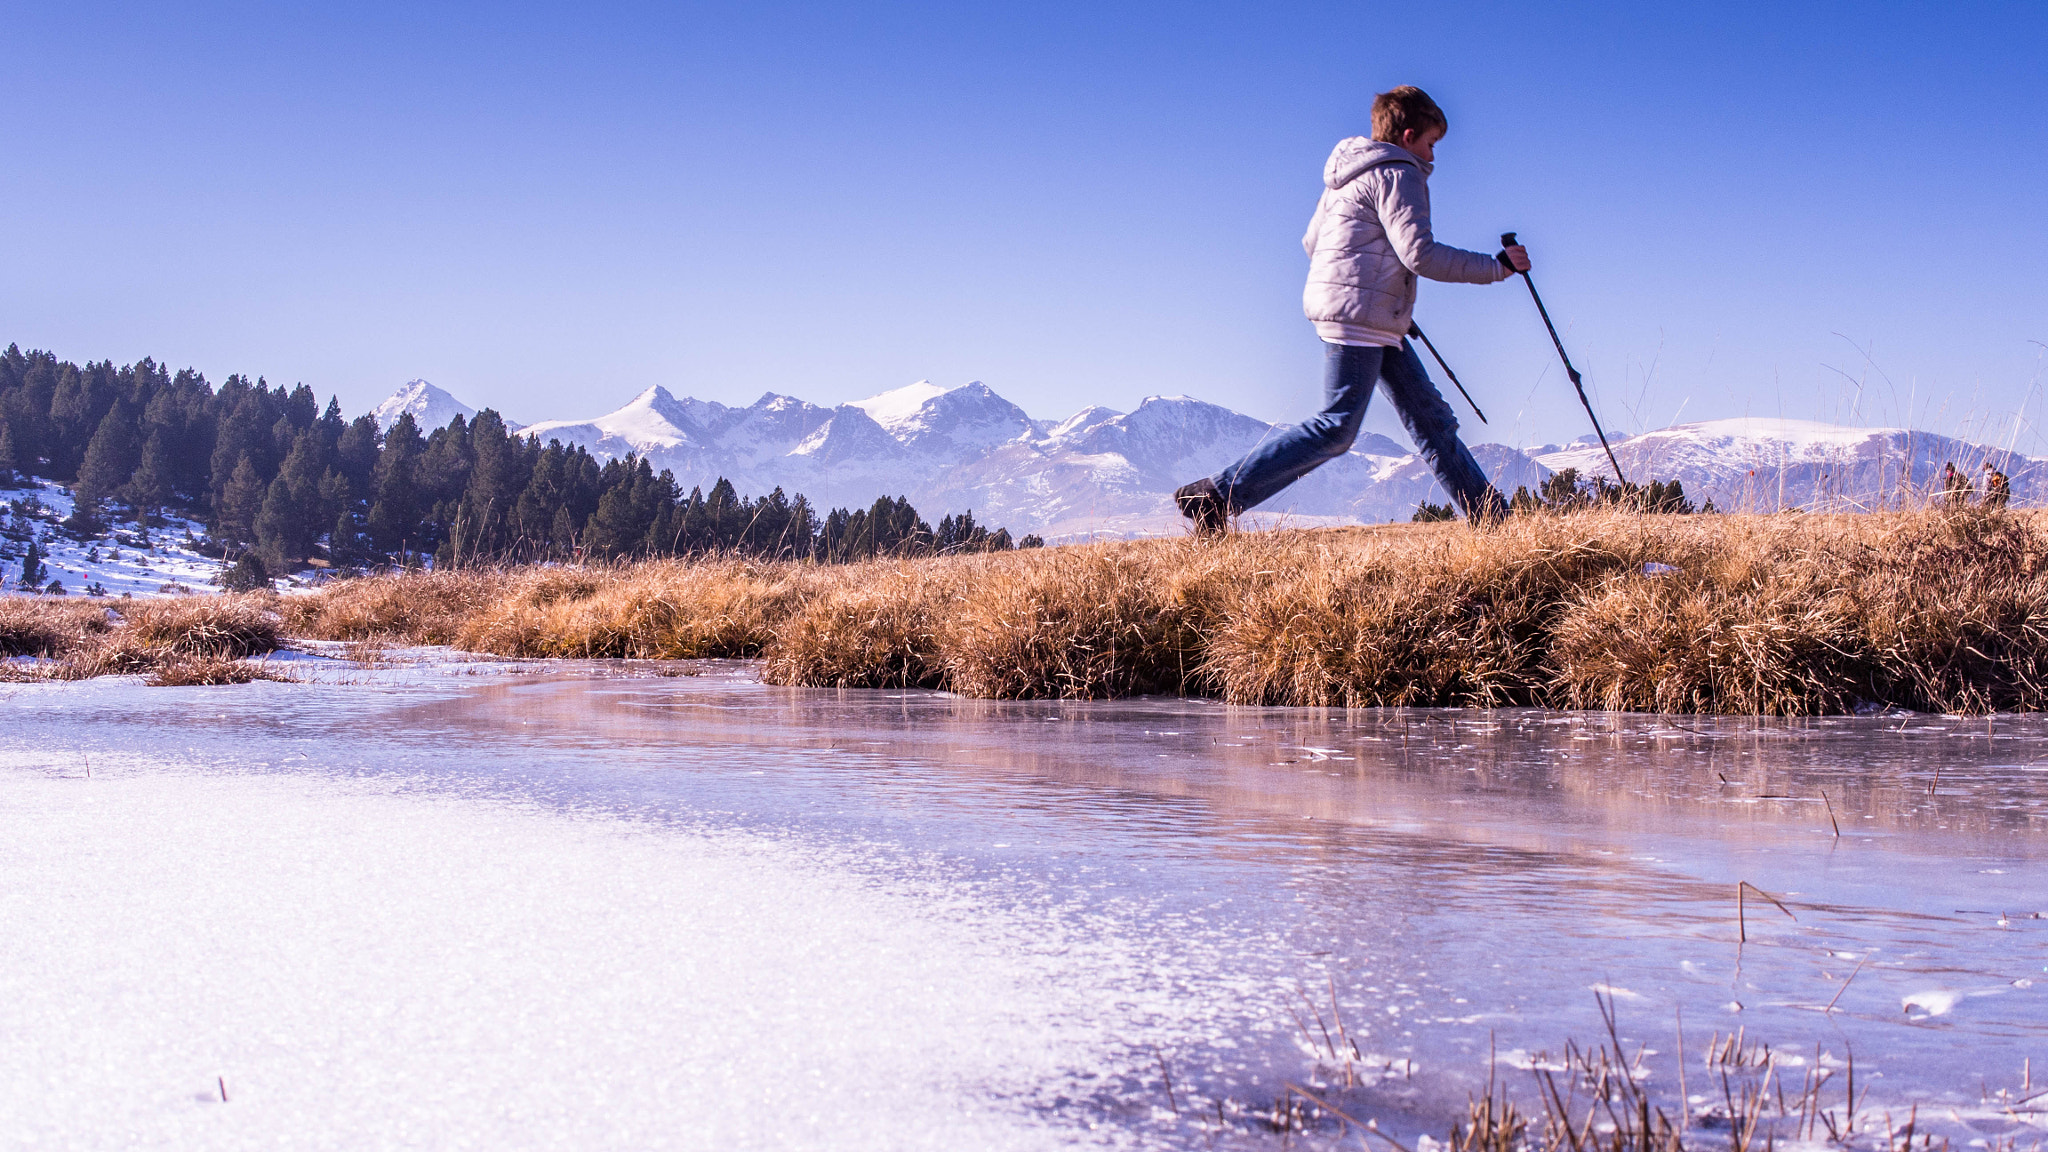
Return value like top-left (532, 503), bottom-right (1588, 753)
top-left (1302, 137), bottom-right (1509, 345)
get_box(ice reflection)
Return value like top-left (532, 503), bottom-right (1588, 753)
top-left (19, 657), bottom-right (2048, 1147)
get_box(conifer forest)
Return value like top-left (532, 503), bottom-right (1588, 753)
top-left (0, 346), bottom-right (1037, 572)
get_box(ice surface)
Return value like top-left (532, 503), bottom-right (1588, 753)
top-left (8, 666), bottom-right (2048, 1149)
top-left (0, 751), bottom-right (1190, 1148)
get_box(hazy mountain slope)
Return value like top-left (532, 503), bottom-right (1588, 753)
top-left (1536, 418), bottom-right (2045, 511)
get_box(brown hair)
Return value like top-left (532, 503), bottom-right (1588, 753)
top-left (1371, 86), bottom-right (1447, 144)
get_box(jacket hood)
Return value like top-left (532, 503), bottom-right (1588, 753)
top-left (1324, 137), bottom-right (1427, 189)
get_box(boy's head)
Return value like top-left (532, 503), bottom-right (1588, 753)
top-left (1371, 86), bottom-right (1448, 158)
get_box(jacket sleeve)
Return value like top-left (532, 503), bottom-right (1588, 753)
top-left (1371, 167), bottom-right (1511, 284)
top-left (1302, 190), bottom-right (1331, 256)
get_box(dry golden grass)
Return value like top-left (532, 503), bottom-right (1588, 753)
top-left (0, 593), bottom-right (283, 682)
top-left (451, 559), bottom-right (813, 659)
top-left (146, 656), bottom-right (291, 687)
top-left (931, 545), bottom-right (1202, 698)
top-left (13, 507), bottom-right (2048, 712)
top-left (276, 570), bottom-right (508, 645)
top-left (1200, 522), bottom-right (1608, 708)
top-left (0, 597), bottom-right (115, 658)
top-left (759, 561), bottom-right (956, 688)
top-left (120, 596), bottom-right (281, 659)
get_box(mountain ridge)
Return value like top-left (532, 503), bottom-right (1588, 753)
top-left (377, 380), bottom-right (2046, 535)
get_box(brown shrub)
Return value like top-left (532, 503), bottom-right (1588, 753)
top-left (1549, 572), bottom-right (1870, 715)
top-left (0, 592), bottom-right (280, 679)
top-left (51, 594), bottom-right (282, 678)
top-left (1542, 514), bottom-right (1865, 714)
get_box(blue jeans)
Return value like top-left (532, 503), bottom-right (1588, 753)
top-left (1210, 340), bottom-right (1505, 519)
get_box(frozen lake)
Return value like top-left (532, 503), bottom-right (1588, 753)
top-left (4, 654), bottom-right (2046, 1149)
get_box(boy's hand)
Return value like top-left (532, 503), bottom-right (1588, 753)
top-left (1496, 244), bottom-right (1531, 273)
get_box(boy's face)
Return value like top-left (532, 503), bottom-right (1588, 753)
top-left (1398, 126), bottom-right (1445, 163)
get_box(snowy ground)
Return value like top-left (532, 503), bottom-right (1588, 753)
top-left (0, 479), bottom-right (335, 598)
top-left (1, 480), bottom-right (229, 596)
top-left (0, 743), bottom-right (1184, 1149)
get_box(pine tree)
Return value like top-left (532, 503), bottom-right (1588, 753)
top-left (146, 369), bottom-right (214, 503)
top-left (282, 383), bottom-right (318, 433)
top-left (255, 477), bottom-right (293, 566)
top-left (209, 384), bottom-right (279, 513)
top-left (219, 552), bottom-right (271, 592)
top-left (458, 411), bottom-right (527, 559)
top-left (784, 493), bottom-right (817, 560)
top-left (316, 396), bottom-right (347, 452)
top-left (217, 454), bottom-right (266, 546)
top-left (516, 442), bottom-right (568, 549)
top-left (125, 429), bottom-right (171, 522)
top-left (255, 430), bottom-right (327, 568)
top-left (46, 361), bottom-right (109, 479)
top-left (367, 413), bottom-right (423, 555)
top-left (329, 504), bottom-right (370, 570)
top-left (334, 415), bottom-right (380, 499)
top-left (585, 456), bottom-right (659, 558)
top-left (0, 418), bottom-right (18, 486)
top-left (74, 405), bottom-right (140, 511)
top-left (19, 535), bottom-right (46, 589)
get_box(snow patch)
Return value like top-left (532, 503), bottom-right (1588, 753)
top-left (848, 380), bottom-right (955, 432)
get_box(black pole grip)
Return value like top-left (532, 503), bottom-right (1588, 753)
top-left (1500, 231), bottom-right (1518, 248)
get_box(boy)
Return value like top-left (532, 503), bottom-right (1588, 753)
top-left (1175, 86), bottom-right (1529, 535)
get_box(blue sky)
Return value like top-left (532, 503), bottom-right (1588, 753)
top-left (5, 2), bottom-right (2044, 450)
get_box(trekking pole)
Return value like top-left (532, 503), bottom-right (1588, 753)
top-left (1407, 322), bottom-right (1487, 424)
top-left (1500, 232), bottom-right (1628, 486)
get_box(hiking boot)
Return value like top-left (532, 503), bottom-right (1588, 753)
top-left (1174, 478), bottom-right (1230, 539)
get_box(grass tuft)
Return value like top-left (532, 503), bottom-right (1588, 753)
top-left (146, 657), bottom-right (291, 687)
top-left (0, 593), bottom-right (281, 679)
top-left (452, 560), bottom-right (805, 659)
top-left (276, 571), bottom-right (507, 644)
top-left (0, 598), bottom-right (115, 658)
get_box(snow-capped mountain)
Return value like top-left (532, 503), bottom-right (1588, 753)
top-left (373, 378), bottom-right (2045, 536)
top-left (371, 379), bottom-right (525, 436)
top-left (372, 380), bottom-right (481, 434)
top-left (521, 386), bottom-right (709, 462)
top-left (1534, 418), bottom-right (2047, 512)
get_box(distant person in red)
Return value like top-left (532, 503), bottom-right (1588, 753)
top-left (1941, 462), bottom-right (1971, 509)
top-left (1175, 86), bottom-right (1528, 537)
top-left (1983, 463), bottom-right (2011, 510)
